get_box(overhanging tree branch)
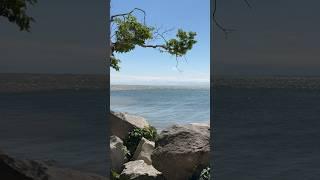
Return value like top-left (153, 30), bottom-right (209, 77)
top-left (110, 8), bottom-right (146, 24)
top-left (0, 0), bottom-right (37, 31)
top-left (213, 0), bottom-right (252, 38)
top-left (110, 8), bottom-right (197, 71)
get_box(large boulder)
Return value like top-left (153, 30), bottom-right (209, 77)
top-left (133, 137), bottom-right (155, 165)
top-left (151, 124), bottom-right (210, 180)
top-left (110, 111), bottom-right (149, 139)
top-left (119, 160), bottom-right (164, 180)
top-left (0, 151), bottom-right (105, 180)
top-left (110, 135), bottom-right (128, 173)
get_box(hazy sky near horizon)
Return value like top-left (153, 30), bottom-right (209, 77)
top-left (2, 1), bottom-right (320, 79)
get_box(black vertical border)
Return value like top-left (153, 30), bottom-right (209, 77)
top-left (106, 0), bottom-right (111, 178)
top-left (210, 0), bottom-right (214, 179)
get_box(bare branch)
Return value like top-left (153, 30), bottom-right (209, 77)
top-left (243, 0), bottom-right (252, 9)
top-left (214, 19), bottom-right (236, 39)
top-left (213, 0), bottom-right (249, 38)
top-left (153, 27), bottom-right (174, 43)
top-left (110, 8), bottom-right (146, 24)
top-left (139, 44), bottom-right (167, 49)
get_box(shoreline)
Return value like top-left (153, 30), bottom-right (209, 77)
top-left (2, 73), bottom-right (320, 93)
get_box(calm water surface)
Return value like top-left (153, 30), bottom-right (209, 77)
top-left (0, 90), bottom-right (107, 175)
top-left (214, 87), bottom-right (320, 180)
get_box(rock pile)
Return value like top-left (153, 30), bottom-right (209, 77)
top-left (110, 111), bottom-right (210, 180)
top-left (0, 151), bottom-right (105, 180)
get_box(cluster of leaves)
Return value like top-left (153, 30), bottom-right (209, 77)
top-left (199, 167), bottom-right (211, 180)
top-left (111, 14), bottom-right (154, 71)
top-left (110, 170), bottom-right (120, 180)
top-left (110, 56), bottom-right (121, 71)
top-left (123, 126), bottom-right (157, 158)
top-left (166, 29), bottom-right (197, 57)
top-left (111, 11), bottom-right (197, 71)
top-left (113, 15), bottom-right (154, 53)
top-left (0, 0), bottom-right (37, 31)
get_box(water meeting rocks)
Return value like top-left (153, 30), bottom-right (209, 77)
top-left (110, 135), bottom-right (129, 173)
top-left (119, 160), bottom-right (164, 180)
top-left (110, 111), bottom-right (150, 139)
top-left (0, 151), bottom-right (105, 180)
top-left (133, 137), bottom-right (155, 165)
top-left (151, 123), bottom-right (210, 180)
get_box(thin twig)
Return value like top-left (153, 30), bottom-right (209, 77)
top-left (213, 0), bottom-right (252, 38)
top-left (213, 0), bottom-right (234, 38)
top-left (175, 56), bottom-right (183, 72)
top-left (153, 27), bottom-right (174, 43)
top-left (139, 44), bottom-right (167, 49)
top-left (110, 8), bottom-right (146, 24)
top-left (243, 0), bottom-right (252, 8)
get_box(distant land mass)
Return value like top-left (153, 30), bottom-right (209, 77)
top-left (2, 74), bottom-right (320, 93)
top-left (214, 76), bottom-right (320, 89)
top-left (0, 73), bottom-right (107, 93)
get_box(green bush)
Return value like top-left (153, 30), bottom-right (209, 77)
top-left (124, 126), bottom-right (157, 158)
top-left (199, 167), bottom-right (210, 180)
top-left (110, 170), bottom-right (120, 180)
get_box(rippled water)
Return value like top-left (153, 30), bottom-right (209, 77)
top-left (111, 85), bottom-right (210, 130)
top-left (3, 77), bottom-right (319, 179)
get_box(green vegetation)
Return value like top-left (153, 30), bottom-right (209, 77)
top-left (0, 0), bottom-right (37, 31)
top-left (199, 167), bottom-right (210, 180)
top-left (124, 126), bottom-right (157, 158)
top-left (111, 8), bottom-right (197, 71)
top-left (110, 170), bottom-right (120, 180)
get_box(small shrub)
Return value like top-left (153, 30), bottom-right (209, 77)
top-left (124, 126), bottom-right (157, 158)
top-left (199, 167), bottom-right (210, 180)
top-left (110, 170), bottom-right (120, 180)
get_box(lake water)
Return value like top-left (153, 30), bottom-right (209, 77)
top-left (213, 80), bottom-right (320, 180)
top-left (0, 85), bottom-right (209, 176)
top-left (2, 78), bottom-right (320, 179)
top-left (110, 85), bottom-right (210, 130)
top-left (0, 90), bottom-right (107, 175)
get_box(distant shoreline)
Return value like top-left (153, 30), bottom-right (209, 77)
top-left (1, 73), bottom-right (320, 93)
top-left (0, 73), bottom-right (107, 93)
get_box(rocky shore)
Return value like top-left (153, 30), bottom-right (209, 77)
top-left (0, 111), bottom-right (210, 180)
top-left (110, 111), bottom-right (210, 180)
top-left (0, 151), bottom-right (105, 180)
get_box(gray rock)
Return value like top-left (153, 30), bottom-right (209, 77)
top-left (110, 111), bottom-right (149, 139)
top-left (151, 124), bottom-right (210, 180)
top-left (119, 160), bottom-right (164, 180)
top-left (0, 151), bottom-right (105, 180)
top-left (110, 135), bottom-right (128, 172)
top-left (133, 137), bottom-right (155, 165)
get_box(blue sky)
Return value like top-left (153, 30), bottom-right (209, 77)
top-left (110, 0), bottom-right (210, 85)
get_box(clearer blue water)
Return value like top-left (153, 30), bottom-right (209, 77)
top-left (110, 85), bottom-right (210, 130)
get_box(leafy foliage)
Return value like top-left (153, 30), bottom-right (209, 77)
top-left (110, 56), bottom-right (121, 71)
top-left (0, 0), bottom-right (37, 31)
top-left (113, 14), bottom-right (154, 53)
top-left (110, 9), bottom-right (197, 71)
top-left (124, 126), bottom-right (157, 158)
top-left (199, 167), bottom-right (211, 180)
top-left (110, 170), bottom-right (120, 180)
top-left (166, 29), bottom-right (197, 57)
